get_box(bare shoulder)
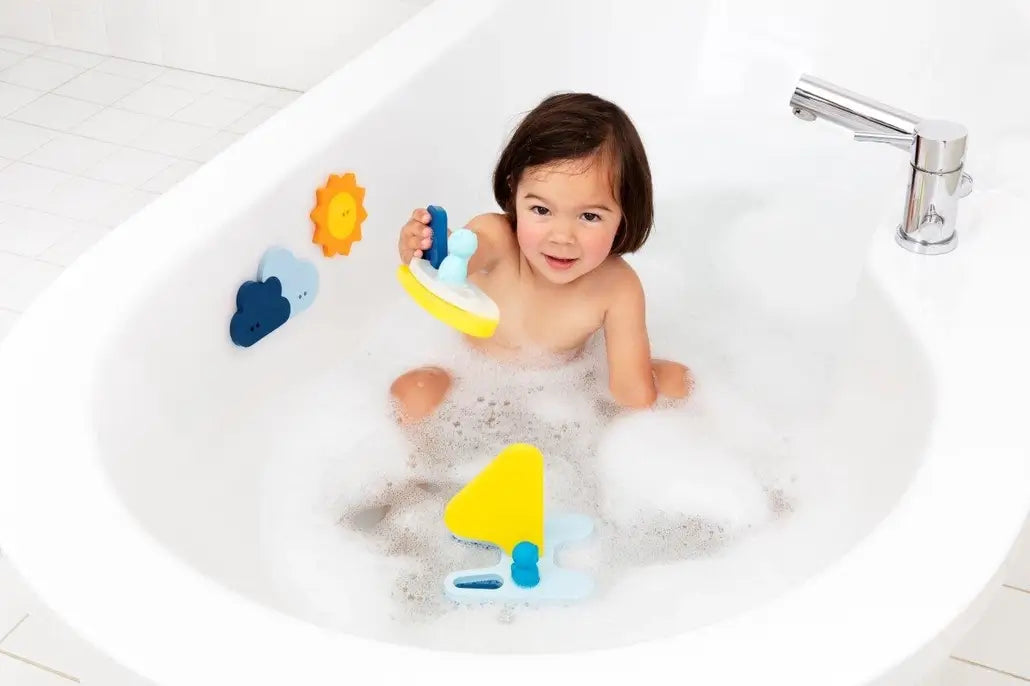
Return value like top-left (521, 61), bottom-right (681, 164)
top-left (464, 212), bottom-right (517, 269)
top-left (593, 256), bottom-right (645, 309)
top-left (466, 212), bottom-right (516, 246)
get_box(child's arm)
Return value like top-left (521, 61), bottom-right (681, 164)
top-left (602, 265), bottom-right (658, 409)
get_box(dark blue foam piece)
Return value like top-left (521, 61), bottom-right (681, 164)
top-left (453, 574), bottom-right (504, 590)
top-left (424, 204), bottom-right (449, 270)
top-left (230, 277), bottom-right (291, 347)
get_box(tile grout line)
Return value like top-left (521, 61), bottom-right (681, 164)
top-left (5, 69), bottom-right (288, 131)
top-left (102, 73), bottom-right (267, 119)
top-left (0, 51), bottom-right (29, 83)
top-left (4, 95), bottom-right (262, 167)
top-left (951, 656), bottom-right (1030, 683)
top-left (0, 183), bottom-right (125, 225)
top-left (0, 614), bottom-right (28, 644)
top-left (0, 647), bottom-right (79, 682)
top-left (152, 88), bottom-right (265, 131)
top-left (0, 39), bottom-right (42, 58)
top-left (105, 79), bottom-right (202, 115)
top-left (0, 119), bottom-right (217, 183)
top-left (1002, 582), bottom-right (1030, 595)
top-left (0, 153), bottom-right (162, 210)
top-left (3, 81), bottom-right (290, 126)
top-left (10, 138), bottom-right (182, 193)
top-left (0, 193), bottom-right (131, 232)
top-left (1, 34), bottom-right (304, 92)
top-left (4, 54), bottom-right (292, 167)
top-left (0, 245), bottom-right (67, 270)
top-left (0, 54), bottom-right (99, 98)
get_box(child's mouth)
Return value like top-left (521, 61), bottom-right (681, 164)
top-left (544, 255), bottom-right (578, 270)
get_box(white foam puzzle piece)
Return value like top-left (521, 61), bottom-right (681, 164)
top-left (444, 513), bottom-right (595, 604)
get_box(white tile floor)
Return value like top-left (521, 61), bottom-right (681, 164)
top-left (0, 35), bottom-right (1028, 686)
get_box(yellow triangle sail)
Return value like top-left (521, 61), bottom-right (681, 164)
top-left (443, 444), bottom-right (544, 555)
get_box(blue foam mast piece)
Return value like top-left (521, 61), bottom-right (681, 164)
top-left (511, 541), bottom-right (540, 588)
top-left (424, 205), bottom-right (449, 270)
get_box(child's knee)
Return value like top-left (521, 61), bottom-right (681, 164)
top-left (390, 367), bottom-right (452, 422)
top-left (652, 359), bottom-right (693, 399)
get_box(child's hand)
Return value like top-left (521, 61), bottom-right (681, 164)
top-left (398, 208), bottom-right (433, 264)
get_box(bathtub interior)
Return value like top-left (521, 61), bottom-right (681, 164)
top-left (80, 0), bottom-right (1024, 654)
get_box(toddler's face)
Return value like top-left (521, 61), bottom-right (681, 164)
top-left (513, 156), bottom-right (621, 285)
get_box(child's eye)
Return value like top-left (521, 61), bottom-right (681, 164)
top-left (529, 205), bottom-right (550, 216)
top-left (581, 212), bottom-right (602, 223)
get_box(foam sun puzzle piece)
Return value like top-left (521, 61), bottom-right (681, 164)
top-left (258, 247), bottom-right (319, 314)
top-left (230, 277), bottom-right (291, 347)
top-left (310, 172), bottom-right (367, 257)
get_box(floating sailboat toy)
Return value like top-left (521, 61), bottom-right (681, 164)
top-left (442, 444), bottom-right (595, 604)
top-left (396, 205), bottom-right (500, 338)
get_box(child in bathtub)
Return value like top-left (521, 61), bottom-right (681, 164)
top-left (392, 92), bottom-right (692, 422)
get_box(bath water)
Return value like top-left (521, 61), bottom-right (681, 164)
top-left (254, 236), bottom-right (891, 653)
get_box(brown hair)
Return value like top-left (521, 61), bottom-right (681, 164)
top-left (492, 92), bottom-right (654, 255)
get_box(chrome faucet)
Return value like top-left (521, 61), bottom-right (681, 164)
top-left (790, 74), bottom-right (973, 255)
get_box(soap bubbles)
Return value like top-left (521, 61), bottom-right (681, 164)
top-left (255, 296), bottom-right (819, 654)
top-left (253, 234), bottom-right (882, 653)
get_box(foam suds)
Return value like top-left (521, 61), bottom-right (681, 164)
top-left (254, 241), bottom-right (922, 653)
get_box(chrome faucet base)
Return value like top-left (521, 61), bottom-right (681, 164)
top-left (895, 225), bottom-right (957, 255)
top-left (790, 75), bottom-right (972, 256)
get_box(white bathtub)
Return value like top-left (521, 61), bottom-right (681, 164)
top-left (2, 0), bottom-right (1030, 684)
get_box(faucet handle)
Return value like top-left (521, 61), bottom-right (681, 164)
top-left (853, 130), bottom-right (915, 150)
top-left (958, 172), bottom-right (974, 198)
top-left (855, 120), bottom-right (968, 173)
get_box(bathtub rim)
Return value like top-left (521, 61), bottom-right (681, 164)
top-left (0, 1), bottom-right (1029, 685)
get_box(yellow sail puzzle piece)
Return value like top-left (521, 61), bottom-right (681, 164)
top-left (443, 444), bottom-right (544, 556)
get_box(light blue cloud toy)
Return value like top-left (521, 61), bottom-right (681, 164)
top-left (258, 247), bottom-right (319, 314)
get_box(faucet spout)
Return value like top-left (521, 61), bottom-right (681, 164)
top-left (789, 73), bottom-right (972, 255)
top-left (790, 74), bottom-right (921, 137)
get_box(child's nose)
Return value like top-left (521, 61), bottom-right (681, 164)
top-left (549, 223), bottom-right (576, 243)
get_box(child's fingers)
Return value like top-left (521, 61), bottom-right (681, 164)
top-left (404, 219), bottom-right (432, 239)
top-left (405, 223), bottom-right (432, 244)
top-left (412, 208), bottom-right (432, 224)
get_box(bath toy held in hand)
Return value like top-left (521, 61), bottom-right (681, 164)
top-left (442, 444), bottom-right (594, 603)
top-left (396, 205), bottom-right (500, 338)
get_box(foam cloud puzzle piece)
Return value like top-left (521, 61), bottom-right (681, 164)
top-left (258, 247), bottom-right (319, 314)
top-left (230, 277), bottom-right (291, 347)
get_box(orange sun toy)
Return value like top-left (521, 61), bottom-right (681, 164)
top-left (310, 172), bottom-right (368, 257)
